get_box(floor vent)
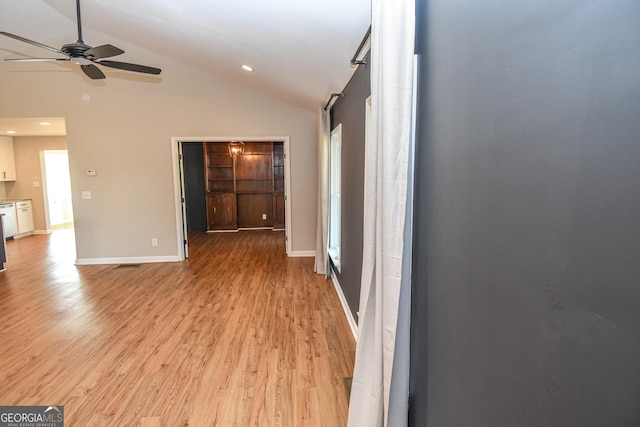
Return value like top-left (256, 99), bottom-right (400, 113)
top-left (115, 264), bottom-right (142, 269)
top-left (343, 377), bottom-right (352, 402)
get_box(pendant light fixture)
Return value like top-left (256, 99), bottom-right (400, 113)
top-left (228, 141), bottom-right (245, 157)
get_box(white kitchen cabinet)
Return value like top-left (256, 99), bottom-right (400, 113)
top-left (16, 200), bottom-right (34, 236)
top-left (0, 136), bottom-right (16, 181)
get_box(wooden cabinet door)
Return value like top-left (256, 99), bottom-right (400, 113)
top-left (207, 193), bottom-right (237, 230)
top-left (273, 192), bottom-right (285, 230)
top-left (206, 193), bottom-right (221, 230)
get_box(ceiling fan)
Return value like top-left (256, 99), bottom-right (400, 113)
top-left (0, 0), bottom-right (161, 80)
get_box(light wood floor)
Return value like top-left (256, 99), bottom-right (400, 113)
top-left (0, 230), bottom-right (355, 426)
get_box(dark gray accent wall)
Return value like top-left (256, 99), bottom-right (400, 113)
top-left (331, 52), bottom-right (371, 321)
top-left (411, 1), bottom-right (640, 426)
top-left (182, 142), bottom-right (207, 232)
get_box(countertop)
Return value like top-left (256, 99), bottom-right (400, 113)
top-left (0, 199), bottom-right (32, 203)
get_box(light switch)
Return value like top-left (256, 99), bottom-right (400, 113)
top-left (86, 170), bottom-right (97, 176)
top-left (33, 181), bottom-right (40, 187)
top-left (82, 191), bottom-right (92, 200)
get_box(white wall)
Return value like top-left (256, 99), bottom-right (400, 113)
top-left (0, 53), bottom-right (318, 261)
top-left (5, 136), bottom-right (69, 232)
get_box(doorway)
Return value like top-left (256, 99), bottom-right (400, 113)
top-left (41, 150), bottom-right (74, 230)
top-left (171, 137), bottom-right (292, 260)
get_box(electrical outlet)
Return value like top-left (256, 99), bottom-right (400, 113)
top-left (151, 238), bottom-right (158, 247)
top-left (262, 213), bottom-right (267, 220)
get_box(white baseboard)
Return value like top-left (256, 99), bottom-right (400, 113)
top-left (13, 232), bottom-right (34, 239)
top-left (33, 229), bottom-right (52, 235)
top-left (329, 269), bottom-right (358, 341)
top-left (75, 256), bottom-right (181, 265)
top-left (288, 250), bottom-right (315, 257)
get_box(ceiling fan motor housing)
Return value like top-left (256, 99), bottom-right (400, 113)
top-left (62, 42), bottom-right (90, 56)
top-left (62, 42), bottom-right (93, 64)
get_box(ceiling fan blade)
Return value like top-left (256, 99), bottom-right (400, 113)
top-left (97, 60), bottom-right (161, 75)
top-left (85, 44), bottom-right (124, 60)
top-left (0, 31), bottom-right (64, 55)
top-left (5, 58), bottom-right (69, 62)
top-left (81, 64), bottom-right (105, 79)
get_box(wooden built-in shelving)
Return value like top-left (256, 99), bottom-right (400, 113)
top-left (204, 141), bottom-right (285, 231)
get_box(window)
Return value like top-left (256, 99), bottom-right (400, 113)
top-left (329, 124), bottom-right (342, 272)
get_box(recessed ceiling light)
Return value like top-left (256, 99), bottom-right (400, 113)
top-left (40, 121), bottom-right (51, 126)
top-left (6, 131), bottom-right (16, 134)
top-left (242, 65), bottom-right (254, 72)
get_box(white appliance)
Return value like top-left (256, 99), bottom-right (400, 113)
top-left (0, 202), bottom-right (16, 238)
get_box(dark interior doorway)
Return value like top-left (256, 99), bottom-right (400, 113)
top-left (182, 142), bottom-right (207, 231)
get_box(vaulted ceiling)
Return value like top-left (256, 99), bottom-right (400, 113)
top-left (0, 0), bottom-right (371, 117)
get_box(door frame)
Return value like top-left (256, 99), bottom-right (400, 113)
top-left (40, 149), bottom-right (74, 232)
top-left (171, 136), bottom-right (292, 259)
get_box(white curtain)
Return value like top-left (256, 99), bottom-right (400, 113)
top-left (347, 0), bottom-right (415, 425)
top-left (314, 107), bottom-right (330, 276)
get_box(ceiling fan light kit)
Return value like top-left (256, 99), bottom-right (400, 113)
top-left (1, 0), bottom-right (161, 80)
top-left (70, 56), bottom-right (92, 65)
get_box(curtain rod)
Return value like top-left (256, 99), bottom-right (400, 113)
top-left (323, 27), bottom-right (370, 111)
top-left (323, 92), bottom-right (344, 111)
top-left (351, 26), bottom-right (371, 65)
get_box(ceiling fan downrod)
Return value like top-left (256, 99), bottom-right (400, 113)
top-left (75, 0), bottom-right (84, 43)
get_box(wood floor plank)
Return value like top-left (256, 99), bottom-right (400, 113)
top-left (0, 229), bottom-right (355, 426)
